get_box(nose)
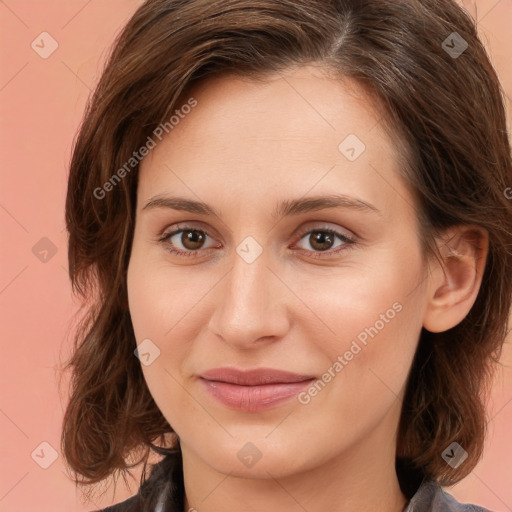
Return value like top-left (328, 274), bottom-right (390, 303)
top-left (207, 248), bottom-right (291, 350)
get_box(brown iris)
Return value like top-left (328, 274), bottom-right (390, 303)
top-left (181, 230), bottom-right (206, 250)
top-left (308, 231), bottom-right (335, 251)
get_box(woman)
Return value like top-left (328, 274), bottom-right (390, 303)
top-left (61, 0), bottom-right (512, 511)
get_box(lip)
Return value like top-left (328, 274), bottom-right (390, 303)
top-left (198, 367), bottom-right (315, 412)
top-left (199, 367), bottom-right (315, 385)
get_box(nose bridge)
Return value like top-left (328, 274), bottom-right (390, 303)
top-left (232, 243), bottom-right (272, 306)
top-left (208, 243), bottom-right (289, 347)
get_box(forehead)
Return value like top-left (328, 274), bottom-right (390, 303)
top-left (161, 66), bottom-right (388, 151)
top-left (137, 65), bottom-right (411, 221)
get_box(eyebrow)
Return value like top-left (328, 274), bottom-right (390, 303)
top-left (142, 193), bottom-right (381, 219)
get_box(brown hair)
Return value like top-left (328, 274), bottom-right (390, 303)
top-left (62, 0), bottom-right (512, 497)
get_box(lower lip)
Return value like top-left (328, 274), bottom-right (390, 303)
top-left (199, 378), bottom-right (314, 412)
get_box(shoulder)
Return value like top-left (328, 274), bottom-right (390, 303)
top-left (90, 451), bottom-right (184, 512)
top-left (92, 494), bottom-right (140, 512)
top-left (407, 480), bottom-right (494, 512)
top-left (93, 455), bottom-right (494, 512)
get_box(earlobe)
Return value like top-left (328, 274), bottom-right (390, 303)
top-left (422, 226), bottom-right (488, 334)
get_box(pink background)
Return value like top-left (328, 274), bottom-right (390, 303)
top-left (0, 1), bottom-right (511, 510)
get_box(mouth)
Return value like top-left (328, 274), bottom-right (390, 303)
top-left (198, 367), bottom-right (316, 412)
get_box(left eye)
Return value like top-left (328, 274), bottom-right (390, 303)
top-left (293, 228), bottom-right (355, 254)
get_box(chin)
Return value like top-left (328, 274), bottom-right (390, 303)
top-left (182, 431), bottom-right (322, 480)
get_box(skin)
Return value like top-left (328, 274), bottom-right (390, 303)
top-left (126, 65), bottom-right (488, 512)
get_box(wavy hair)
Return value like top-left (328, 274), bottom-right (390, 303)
top-left (61, 0), bottom-right (512, 498)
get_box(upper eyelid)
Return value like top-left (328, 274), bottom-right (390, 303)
top-left (160, 222), bottom-right (221, 242)
top-left (160, 220), bottom-right (353, 236)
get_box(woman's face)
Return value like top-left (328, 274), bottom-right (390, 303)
top-left (127, 65), bottom-right (431, 479)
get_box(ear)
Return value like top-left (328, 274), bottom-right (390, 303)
top-left (422, 225), bottom-right (488, 333)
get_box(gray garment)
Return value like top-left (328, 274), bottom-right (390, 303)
top-left (97, 453), bottom-right (495, 512)
top-left (405, 480), bottom-right (492, 512)
top-left (98, 479), bottom-right (495, 512)
top-left (149, 477), bottom-right (492, 512)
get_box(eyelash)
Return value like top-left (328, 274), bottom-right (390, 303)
top-left (157, 225), bottom-right (357, 259)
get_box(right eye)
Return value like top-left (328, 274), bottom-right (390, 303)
top-left (159, 226), bottom-right (221, 257)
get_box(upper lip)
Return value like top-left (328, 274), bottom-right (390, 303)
top-left (199, 367), bottom-right (315, 386)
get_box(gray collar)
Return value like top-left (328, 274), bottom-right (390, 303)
top-left (404, 480), bottom-right (492, 512)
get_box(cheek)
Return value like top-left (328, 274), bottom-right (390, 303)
top-left (297, 262), bottom-right (422, 357)
top-left (127, 251), bottom-right (207, 424)
top-left (127, 247), bottom-right (200, 342)
top-left (296, 259), bottom-right (425, 410)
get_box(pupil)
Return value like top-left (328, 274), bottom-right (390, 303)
top-left (311, 231), bottom-right (333, 251)
top-left (183, 230), bottom-right (204, 250)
